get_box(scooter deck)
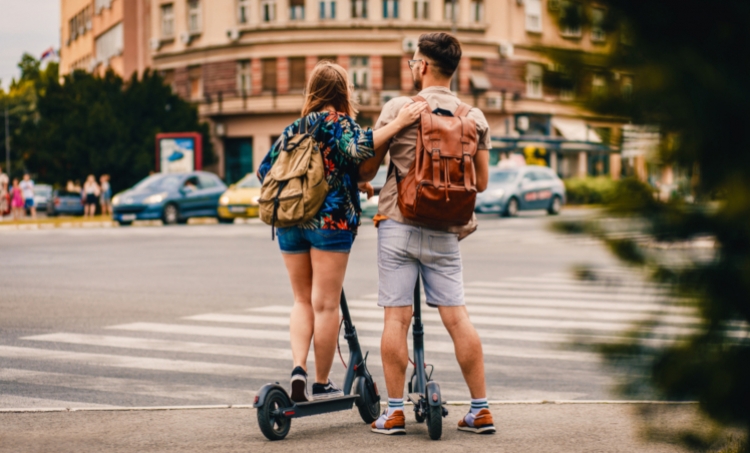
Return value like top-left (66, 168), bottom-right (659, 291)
top-left (283, 394), bottom-right (359, 419)
top-left (407, 393), bottom-right (423, 405)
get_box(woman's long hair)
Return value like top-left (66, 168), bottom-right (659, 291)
top-left (301, 61), bottom-right (356, 117)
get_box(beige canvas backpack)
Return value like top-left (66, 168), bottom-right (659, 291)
top-left (258, 118), bottom-right (328, 237)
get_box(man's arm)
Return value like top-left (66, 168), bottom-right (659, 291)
top-left (474, 150), bottom-right (489, 193)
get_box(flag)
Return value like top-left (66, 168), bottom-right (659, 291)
top-left (40, 47), bottom-right (57, 61)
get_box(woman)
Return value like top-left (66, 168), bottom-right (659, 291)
top-left (82, 175), bottom-right (100, 217)
top-left (258, 61), bottom-right (424, 402)
top-left (100, 175), bottom-right (112, 216)
top-left (10, 179), bottom-right (24, 220)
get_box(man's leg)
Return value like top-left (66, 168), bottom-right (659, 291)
top-left (437, 305), bottom-right (486, 399)
top-left (380, 306), bottom-right (412, 399)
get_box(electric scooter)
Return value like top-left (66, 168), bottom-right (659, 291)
top-left (254, 289), bottom-right (381, 441)
top-left (407, 273), bottom-right (449, 440)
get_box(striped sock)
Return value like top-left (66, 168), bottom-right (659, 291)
top-left (470, 398), bottom-right (489, 415)
top-left (387, 398), bottom-right (404, 416)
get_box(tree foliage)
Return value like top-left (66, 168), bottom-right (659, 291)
top-left (554, 0), bottom-right (750, 446)
top-left (10, 56), bottom-right (214, 192)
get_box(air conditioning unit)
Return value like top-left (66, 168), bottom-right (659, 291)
top-left (381, 91), bottom-right (400, 105)
top-left (227, 28), bottom-right (241, 42)
top-left (402, 37), bottom-right (417, 54)
top-left (486, 95), bottom-right (502, 110)
top-left (548, 0), bottom-right (560, 11)
top-left (180, 32), bottom-right (192, 45)
top-left (499, 42), bottom-right (514, 58)
top-left (149, 38), bottom-right (161, 51)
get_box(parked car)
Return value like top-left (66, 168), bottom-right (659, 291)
top-left (217, 173), bottom-right (262, 223)
top-left (112, 171), bottom-right (227, 226)
top-left (33, 184), bottom-right (53, 212)
top-left (475, 165), bottom-right (566, 217)
top-left (47, 190), bottom-right (85, 217)
top-left (359, 166), bottom-right (389, 218)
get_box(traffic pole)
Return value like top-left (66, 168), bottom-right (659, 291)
top-left (4, 101), bottom-right (9, 176)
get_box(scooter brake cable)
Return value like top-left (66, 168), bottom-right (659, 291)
top-left (337, 317), bottom-right (348, 369)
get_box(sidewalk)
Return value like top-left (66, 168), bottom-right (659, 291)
top-left (0, 403), bottom-right (706, 453)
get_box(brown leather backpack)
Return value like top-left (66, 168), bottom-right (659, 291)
top-left (395, 96), bottom-right (478, 228)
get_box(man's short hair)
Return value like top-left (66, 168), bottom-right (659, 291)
top-left (417, 32), bottom-right (462, 79)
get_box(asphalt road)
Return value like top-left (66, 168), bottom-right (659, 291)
top-left (0, 210), bottom-right (674, 409)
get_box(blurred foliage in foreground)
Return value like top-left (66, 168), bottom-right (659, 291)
top-left (563, 177), bottom-right (618, 205)
top-left (2, 55), bottom-right (215, 192)
top-left (553, 0), bottom-right (750, 449)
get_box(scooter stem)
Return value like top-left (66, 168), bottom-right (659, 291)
top-left (412, 276), bottom-right (427, 393)
top-left (340, 289), bottom-right (364, 395)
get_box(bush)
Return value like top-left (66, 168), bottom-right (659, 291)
top-left (563, 177), bottom-right (618, 204)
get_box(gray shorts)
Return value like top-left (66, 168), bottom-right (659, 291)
top-left (377, 219), bottom-right (465, 308)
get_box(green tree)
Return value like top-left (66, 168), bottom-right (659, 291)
top-left (14, 57), bottom-right (214, 192)
top-left (553, 1), bottom-right (750, 449)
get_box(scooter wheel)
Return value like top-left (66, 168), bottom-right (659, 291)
top-left (354, 376), bottom-right (381, 424)
top-left (426, 403), bottom-right (443, 441)
top-left (257, 388), bottom-right (292, 441)
top-left (414, 405), bottom-right (426, 424)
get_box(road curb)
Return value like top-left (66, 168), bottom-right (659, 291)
top-left (0, 400), bottom-right (698, 414)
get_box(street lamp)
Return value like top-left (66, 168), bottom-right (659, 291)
top-left (451, 0), bottom-right (458, 93)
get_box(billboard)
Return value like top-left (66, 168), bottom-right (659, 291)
top-left (155, 132), bottom-right (203, 174)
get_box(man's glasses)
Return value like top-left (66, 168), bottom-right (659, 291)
top-left (408, 59), bottom-right (426, 70)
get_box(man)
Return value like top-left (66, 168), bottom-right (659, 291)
top-left (19, 173), bottom-right (36, 219)
top-left (359, 32), bottom-right (494, 435)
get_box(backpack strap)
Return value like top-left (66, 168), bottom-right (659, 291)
top-left (454, 103), bottom-right (472, 118)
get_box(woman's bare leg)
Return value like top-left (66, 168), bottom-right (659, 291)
top-left (309, 249), bottom-right (349, 384)
top-left (282, 252), bottom-right (314, 371)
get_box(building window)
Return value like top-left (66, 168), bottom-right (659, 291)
top-left (161, 4), bottom-right (175, 38)
top-left (238, 0), bottom-right (250, 23)
top-left (621, 75), bottom-right (633, 101)
top-left (470, 0), bottom-right (483, 22)
top-left (352, 0), bottom-right (368, 18)
top-left (289, 57), bottom-right (307, 91)
top-left (525, 0), bottom-right (542, 32)
top-left (187, 0), bottom-right (202, 34)
top-left (592, 73), bottom-right (606, 97)
top-left (382, 56), bottom-right (401, 90)
top-left (95, 22), bottom-right (124, 64)
top-left (189, 66), bottom-right (203, 100)
top-left (262, 58), bottom-right (277, 92)
top-left (290, 0), bottom-right (305, 20)
top-left (414, 0), bottom-right (429, 19)
top-left (526, 63), bottom-right (543, 99)
top-left (237, 60), bottom-right (251, 94)
top-left (350, 56), bottom-right (370, 89)
top-left (444, 0), bottom-right (457, 21)
top-left (383, 0), bottom-right (399, 18)
top-left (590, 7), bottom-right (606, 42)
top-left (262, 0), bottom-right (277, 22)
top-left (319, 1), bottom-right (336, 18)
top-left (95, 0), bottom-right (112, 13)
top-left (560, 1), bottom-right (582, 38)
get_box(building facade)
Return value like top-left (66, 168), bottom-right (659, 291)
top-left (65, 0), bottom-right (632, 183)
top-left (60, 0), bottom-right (152, 79)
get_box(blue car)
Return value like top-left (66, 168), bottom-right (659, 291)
top-left (475, 165), bottom-right (566, 217)
top-left (112, 172), bottom-right (227, 226)
top-left (47, 190), bottom-right (85, 217)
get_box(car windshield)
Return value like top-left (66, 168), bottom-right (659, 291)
top-left (490, 171), bottom-right (518, 183)
top-left (237, 174), bottom-right (261, 188)
top-left (371, 167), bottom-right (389, 188)
top-left (133, 174), bottom-right (182, 191)
top-left (36, 186), bottom-right (52, 196)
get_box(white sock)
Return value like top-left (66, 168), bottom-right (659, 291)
top-left (465, 398), bottom-right (489, 425)
top-left (386, 398), bottom-right (404, 416)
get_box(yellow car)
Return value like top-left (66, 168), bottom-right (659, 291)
top-left (217, 173), bottom-right (262, 222)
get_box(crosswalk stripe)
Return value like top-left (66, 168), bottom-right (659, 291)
top-left (463, 287), bottom-right (668, 303)
top-left (0, 345), bottom-right (281, 378)
top-left (22, 333), bottom-right (295, 361)
top-left (466, 281), bottom-right (668, 296)
top-left (0, 368), bottom-right (254, 403)
top-left (462, 294), bottom-right (692, 315)
top-left (109, 322), bottom-right (291, 341)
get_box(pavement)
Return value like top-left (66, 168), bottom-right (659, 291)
top-left (0, 403), bottom-right (703, 453)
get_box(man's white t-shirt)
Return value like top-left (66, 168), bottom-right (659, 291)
top-left (0, 173), bottom-right (8, 188)
top-left (19, 180), bottom-right (34, 200)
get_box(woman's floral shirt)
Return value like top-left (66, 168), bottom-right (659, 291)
top-left (258, 111), bottom-right (374, 233)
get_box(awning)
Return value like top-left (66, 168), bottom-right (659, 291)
top-left (470, 72), bottom-right (492, 91)
top-left (552, 117), bottom-right (601, 143)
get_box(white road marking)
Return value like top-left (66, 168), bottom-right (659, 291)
top-left (466, 280), bottom-right (667, 296)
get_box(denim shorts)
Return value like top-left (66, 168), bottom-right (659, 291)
top-left (377, 219), bottom-right (464, 308)
top-left (277, 226), bottom-right (354, 254)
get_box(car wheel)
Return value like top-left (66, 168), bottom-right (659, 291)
top-left (502, 197), bottom-right (519, 217)
top-left (218, 217), bottom-right (234, 224)
top-left (162, 203), bottom-right (180, 226)
top-left (117, 221), bottom-right (133, 227)
top-left (548, 196), bottom-right (563, 215)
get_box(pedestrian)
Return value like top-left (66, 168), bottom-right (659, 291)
top-left (83, 174), bottom-right (100, 217)
top-left (358, 32), bottom-right (495, 436)
top-left (0, 165), bottom-right (8, 220)
top-left (19, 173), bottom-right (36, 219)
top-left (66, 180), bottom-right (77, 192)
top-left (99, 174), bottom-right (112, 216)
top-left (256, 61), bottom-right (424, 402)
top-left (10, 178), bottom-right (24, 220)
